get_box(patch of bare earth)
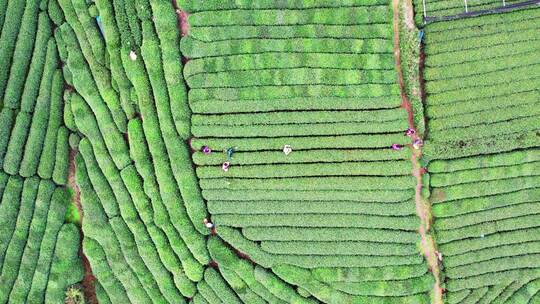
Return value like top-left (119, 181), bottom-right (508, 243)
top-left (392, 1), bottom-right (443, 303)
top-left (68, 148), bottom-right (97, 304)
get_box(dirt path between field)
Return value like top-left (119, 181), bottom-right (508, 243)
top-left (392, 1), bottom-right (443, 303)
top-left (68, 149), bottom-right (97, 304)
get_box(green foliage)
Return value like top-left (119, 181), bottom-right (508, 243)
top-left (13, 187), bottom-right (68, 303)
top-left (193, 148), bottom-right (410, 166)
top-left (52, 126), bottom-right (70, 185)
top-left (59, 22), bottom-right (127, 134)
top-left (182, 36), bottom-right (393, 59)
top-left (93, 0), bottom-right (136, 120)
top-left (44, 224), bottom-right (84, 304)
top-left (204, 268), bottom-right (242, 304)
top-left (189, 7), bottom-right (390, 26)
top-left (0, 176), bottom-right (39, 299)
top-left (197, 160), bottom-right (411, 179)
top-left (181, 0), bottom-right (387, 12)
top-left (191, 134), bottom-right (408, 153)
top-left (0, 0), bottom-right (30, 103)
top-left (37, 71), bottom-right (65, 179)
top-left (3, 11), bottom-right (50, 109)
top-left (215, 214), bottom-right (418, 230)
top-left (208, 200), bottom-right (416, 216)
top-left (193, 120), bottom-right (407, 138)
top-left (2, 112), bottom-right (32, 175)
top-left (191, 96), bottom-right (402, 114)
top-left (0, 108), bottom-right (15, 168)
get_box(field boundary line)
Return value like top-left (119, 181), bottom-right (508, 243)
top-left (393, 0), bottom-right (443, 303)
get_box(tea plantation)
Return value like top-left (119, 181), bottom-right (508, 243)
top-left (0, 0), bottom-right (538, 303)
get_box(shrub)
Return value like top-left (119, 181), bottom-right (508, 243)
top-left (13, 187), bottom-right (68, 303)
top-left (181, 0), bottom-right (387, 12)
top-left (214, 214), bottom-right (419, 230)
top-left (93, 0), bottom-right (136, 120)
top-left (208, 200), bottom-right (416, 217)
top-left (37, 71), bottom-right (64, 179)
top-left (0, 0), bottom-right (29, 102)
top-left (204, 268), bottom-right (242, 304)
top-left (192, 109), bottom-right (406, 126)
top-left (0, 177), bottom-right (39, 302)
top-left (201, 176), bottom-right (414, 191)
top-left (191, 96), bottom-right (402, 113)
top-left (242, 226), bottom-right (419, 243)
top-left (44, 224), bottom-right (84, 304)
top-left (0, 108), bottom-right (15, 168)
top-left (3, 11), bottom-right (50, 109)
top-left (433, 188), bottom-right (540, 218)
top-left (193, 148), bottom-right (410, 166)
top-left (2, 112), bottom-right (32, 175)
top-left (52, 126), bottom-right (70, 185)
top-left (192, 120), bottom-right (407, 138)
top-left (189, 7), bottom-right (390, 26)
top-left (181, 36), bottom-right (393, 59)
top-left (311, 264), bottom-right (428, 283)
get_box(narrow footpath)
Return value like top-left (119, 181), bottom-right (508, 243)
top-left (392, 0), bottom-right (443, 303)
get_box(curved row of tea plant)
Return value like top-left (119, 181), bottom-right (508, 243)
top-left (0, 1), bottom-right (83, 303)
top-left (55, 0), bottom-right (215, 302)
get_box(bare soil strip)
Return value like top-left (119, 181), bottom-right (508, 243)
top-left (392, 1), bottom-right (443, 303)
top-left (68, 148), bottom-right (97, 304)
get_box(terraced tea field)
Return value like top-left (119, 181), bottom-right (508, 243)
top-left (0, 0), bottom-right (538, 303)
top-left (422, 7), bottom-right (540, 303)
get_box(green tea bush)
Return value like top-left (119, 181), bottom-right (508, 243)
top-left (329, 274), bottom-right (433, 296)
top-left (37, 71), bottom-right (65, 179)
top-left (181, 36), bottom-right (393, 58)
top-left (193, 148), bottom-right (409, 166)
top-left (93, 0), bottom-right (136, 120)
top-left (2, 112), bottom-right (32, 175)
top-left (12, 187), bottom-right (68, 303)
top-left (200, 176), bottom-right (414, 191)
top-left (214, 214), bottom-right (419, 230)
top-left (312, 264), bottom-right (428, 283)
top-left (191, 96), bottom-right (402, 113)
top-left (191, 23), bottom-right (393, 42)
top-left (261, 240), bottom-right (416, 256)
top-left (52, 126), bottom-right (70, 185)
top-left (192, 109), bottom-right (406, 126)
top-left (186, 53), bottom-right (394, 78)
top-left (0, 177), bottom-right (39, 299)
top-left (242, 226), bottom-right (419, 243)
top-left (0, 108), bottom-right (15, 168)
top-left (431, 161), bottom-right (540, 187)
top-left (189, 7), bottom-right (390, 26)
top-left (0, 0), bottom-right (29, 102)
top-left (191, 134), bottom-right (408, 153)
top-left (203, 188), bottom-right (413, 202)
top-left (429, 149), bottom-right (540, 173)
top-left (435, 202), bottom-right (540, 230)
top-left (181, 0), bottom-right (388, 12)
top-left (3, 11), bottom-right (49, 109)
top-left (187, 68), bottom-right (397, 88)
top-left (437, 214), bottom-right (540, 244)
top-left (197, 160), bottom-right (411, 178)
top-left (44, 224), bottom-right (84, 304)
top-left (445, 241), bottom-right (540, 268)
top-left (0, 179), bottom-right (55, 301)
top-left (19, 65), bottom-right (59, 177)
top-left (192, 120), bottom-right (407, 138)
top-left (208, 200), bottom-right (416, 216)
top-left (204, 268), bottom-right (242, 304)
top-left (433, 188), bottom-right (540, 218)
